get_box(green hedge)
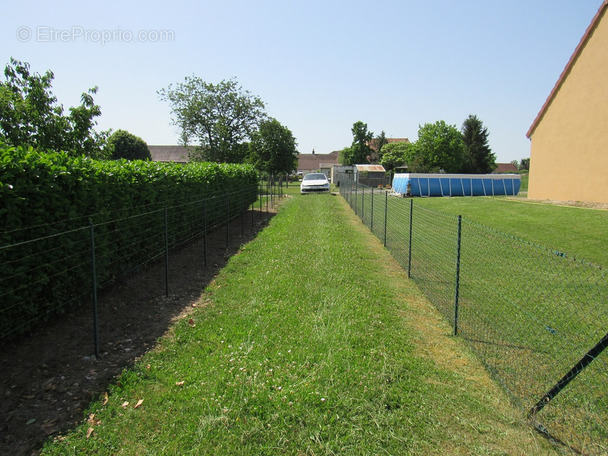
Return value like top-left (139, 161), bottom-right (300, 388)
top-left (0, 144), bottom-right (258, 340)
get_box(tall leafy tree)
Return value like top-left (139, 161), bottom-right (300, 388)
top-left (372, 130), bottom-right (388, 162)
top-left (0, 58), bottom-right (106, 157)
top-left (248, 118), bottom-right (298, 175)
top-left (461, 114), bottom-right (496, 173)
top-left (341, 121), bottom-right (373, 165)
top-left (338, 146), bottom-right (353, 165)
top-left (413, 121), bottom-right (466, 173)
top-left (159, 77), bottom-right (266, 163)
top-left (106, 129), bottom-right (152, 160)
top-left (379, 141), bottom-right (412, 172)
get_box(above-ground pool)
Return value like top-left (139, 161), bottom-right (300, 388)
top-left (392, 173), bottom-right (521, 197)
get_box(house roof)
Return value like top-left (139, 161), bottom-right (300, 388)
top-left (355, 164), bottom-right (386, 172)
top-left (368, 137), bottom-right (410, 152)
top-left (297, 151), bottom-right (340, 171)
top-left (148, 145), bottom-right (192, 163)
top-left (493, 163), bottom-right (519, 174)
top-left (527, 0), bottom-right (608, 138)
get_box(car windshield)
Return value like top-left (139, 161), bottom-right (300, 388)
top-left (303, 173), bottom-right (327, 181)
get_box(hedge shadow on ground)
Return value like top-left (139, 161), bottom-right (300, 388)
top-left (0, 209), bottom-right (275, 456)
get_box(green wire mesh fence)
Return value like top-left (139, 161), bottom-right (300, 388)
top-left (340, 178), bottom-right (608, 455)
top-left (0, 175), bottom-right (289, 349)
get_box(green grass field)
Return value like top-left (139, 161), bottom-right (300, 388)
top-left (344, 184), bottom-right (608, 452)
top-left (412, 196), bottom-right (608, 266)
top-left (41, 192), bottom-right (554, 455)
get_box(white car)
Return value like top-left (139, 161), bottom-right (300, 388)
top-left (300, 173), bottom-right (330, 194)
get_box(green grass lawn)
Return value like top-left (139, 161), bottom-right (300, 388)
top-left (411, 196), bottom-right (608, 266)
top-left (519, 173), bottom-right (528, 191)
top-left (344, 185), bottom-right (607, 452)
top-left (41, 193), bottom-right (554, 455)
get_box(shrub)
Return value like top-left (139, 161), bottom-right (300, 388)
top-left (0, 144), bottom-right (258, 339)
top-left (105, 129), bottom-right (152, 161)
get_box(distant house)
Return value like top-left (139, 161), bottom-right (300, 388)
top-left (526, 1), bottom-right (608, 204)
top-left (493, 163), bottom-right (519, 174)
top-left (297, 150), bottom-right (340, 174)
top-left (148, 145), bottom-right (192, 163)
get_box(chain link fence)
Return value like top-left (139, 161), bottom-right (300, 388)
top-left (340, 178), bottom-right (608, 455)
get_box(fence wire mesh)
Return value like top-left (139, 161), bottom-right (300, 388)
top-left (0, 179), bottom-right (277, 345)
top-left (340, 178), bottom-right (608, 455)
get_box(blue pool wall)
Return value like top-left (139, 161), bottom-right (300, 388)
top-left (391, 173), bottom-right (521, 197)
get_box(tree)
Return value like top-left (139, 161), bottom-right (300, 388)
top-left (0, 58), bottom-right (106, 157)
top-left (340, 121), bottom-right (373, 165)
top-left (371, 130), bottom-right (388, 163)
top-left (248, 118), bottom-right (298, 175)
top-left (379, 141), bottom-right (412, 172)
top-left (106, 129), bottom-right (152, 160)
top-left (413, 121), bottom-right (466, 173)
top-left (519, 157), bottom-right (530, 171)
top-left (461, 115), bottom-right (496, 173)
top-left (158, 76), bottom-right (266, 163)
top-left (338, 146), bottom-right (353, 165)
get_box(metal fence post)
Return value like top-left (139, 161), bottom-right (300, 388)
top-left (407, 199), bottom-right (413, 278)
top-left (453, 215), bottom-right (462, 336)
top-left (361, 185), bottom-right (365, 224)
top-left (164, 207), bottom-right (169, 297)
top-left (203, 198), bottom-right (208, 267)
top-left (528, 331), bottom-right (608, 419)
top-left (383, 190), bottom-right (388, 247)
top-left (240, 189), bottom-right (244, 236)
top-left (370, 187), bottom-right (374, 233)
top-left (89, 221), bottom-right (99, 358)
top-left (226, 192), bottom-right (230, 249)
top-left (251, 187), bottom-right (255, 229)
top-left (349, 179), bottom-right (352, 206)
top-left (347, 179), bottom-right (351, 205)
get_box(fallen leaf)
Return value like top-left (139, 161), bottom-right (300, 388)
top-left (121, 401), bottom-right (129, 409)
top-left (134, 399), bottom-right (144, 409)
top-left (188, 319), bottom-right (196, 326)
top-left (26, 418), bottom-right (36, 425)
top-left (102, 392), bottom-right (109, 405)
top-left (175, 381), bottom-right (184, 386)
top-left (86, 427), bottom-right (94, 439)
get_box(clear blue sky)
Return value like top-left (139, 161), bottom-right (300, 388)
top-left (1, 0), bottom-right (603, 163)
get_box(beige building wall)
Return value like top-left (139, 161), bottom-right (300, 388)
top-left (528, 4), bottom-right (608, 204)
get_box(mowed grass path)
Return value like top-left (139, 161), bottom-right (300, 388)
top-left (42, 193), bottom-right (555, 455)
